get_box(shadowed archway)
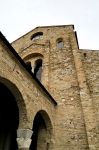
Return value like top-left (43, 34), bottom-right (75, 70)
top-left (30, 110), bottom-right (53, 150)
top-left (0, 82), bottom-right (19, 149)
top-left (0, 77), bottom-right (28, 128)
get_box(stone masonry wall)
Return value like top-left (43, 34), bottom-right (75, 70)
top-left (81, 49), bottom-right (99, 126)
top-left (0, 39), bottom-right (56, 134)
top-left (11, 25), bottom-right (99, 149)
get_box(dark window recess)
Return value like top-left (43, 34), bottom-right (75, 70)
top-left (84, 53), bottom-right (87, 58)
top-left (57, 38), bottom-right (64, 49)
top-left (31, 32), bottom-right (43, 41)
top-left (26, 62), bottom-right (32, 71)
top-left (34, 59), bottom-right (42, 81)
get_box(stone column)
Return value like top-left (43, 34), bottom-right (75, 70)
top-left (17, 129), bottom-right (33, 150)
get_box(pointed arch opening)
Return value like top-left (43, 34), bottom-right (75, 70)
top-left (30, 110), bottom-right (53, 150)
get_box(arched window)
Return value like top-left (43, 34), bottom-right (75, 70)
top-left (31, 32), bottom-right (43, 41)
top-left (34, 59), bottom-right (42, 81)
top-left (56, 38), bottom-right (64, 49)
top-left (26, 61), bottom-right (32, 71)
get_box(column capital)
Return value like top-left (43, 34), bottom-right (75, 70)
top-left (17, 129), bottom-right (33, 150)
top-left (17, 129), bottom-right (33, 139)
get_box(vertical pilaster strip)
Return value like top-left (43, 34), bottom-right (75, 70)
top-left (70, 31), bottom-right (99, 150)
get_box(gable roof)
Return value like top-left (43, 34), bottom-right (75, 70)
top-left (0, 32), bottom-right (57, 106)
top-left (11, 24), bottom-right (74, 44)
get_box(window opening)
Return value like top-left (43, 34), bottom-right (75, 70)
top-left (26, 61), bottom-right (32, 71)
top-left (84, 53), bottom-right (87, 58)
top-left (31, 32), bottom-right (43, 41)
top-left (57, 38), bottom-right (64, 49)
top-left (34, 59), bottom-right (42, 81)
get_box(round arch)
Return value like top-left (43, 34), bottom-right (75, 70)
top-left (30, 110), bottom-right (53, 150)
top-left (0, 77), bottom-right (28, 128)
top-left (56, 37), bottom-right (64, 49)
top-left (23, 53), bottom-right (43, 61)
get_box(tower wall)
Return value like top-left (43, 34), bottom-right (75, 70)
top-left (12, 25), bottom-right (99, 149)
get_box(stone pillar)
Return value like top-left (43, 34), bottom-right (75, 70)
top-left (17, 129), bottom-right (33, 150)
top-left (70, 32), bottom-right (99, 149)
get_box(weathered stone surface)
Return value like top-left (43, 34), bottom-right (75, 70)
top-left (0, 25), bottom-right (99, 150)
top-left (17, 129), bottom-right (33, 149)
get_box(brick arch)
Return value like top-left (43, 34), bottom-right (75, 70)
top-left (23, 53), bottom-right (43, 61)
top-left (36, 110), bottom-right (53, 132)
top-left (32, 109), bottom-right (53, 135)
top-left (0, 76), bottom-right (28, 128)
top-left (30, 109), bottom-right (53, 150)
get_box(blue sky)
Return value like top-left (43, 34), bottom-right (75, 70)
top-left (0, 0), bottom-right (99, 49)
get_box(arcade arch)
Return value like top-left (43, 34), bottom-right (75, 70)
top-left (30, 110), bottom-right (53, 150)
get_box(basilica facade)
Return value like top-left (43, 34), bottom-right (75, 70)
top-left (0, 25), bottom-right (99, 150)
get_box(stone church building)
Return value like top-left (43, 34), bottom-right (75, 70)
top-left (0, 25), bottom-right (99, 150)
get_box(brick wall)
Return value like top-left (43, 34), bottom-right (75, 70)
top-left (11, 25), bottom-right (99, 149)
